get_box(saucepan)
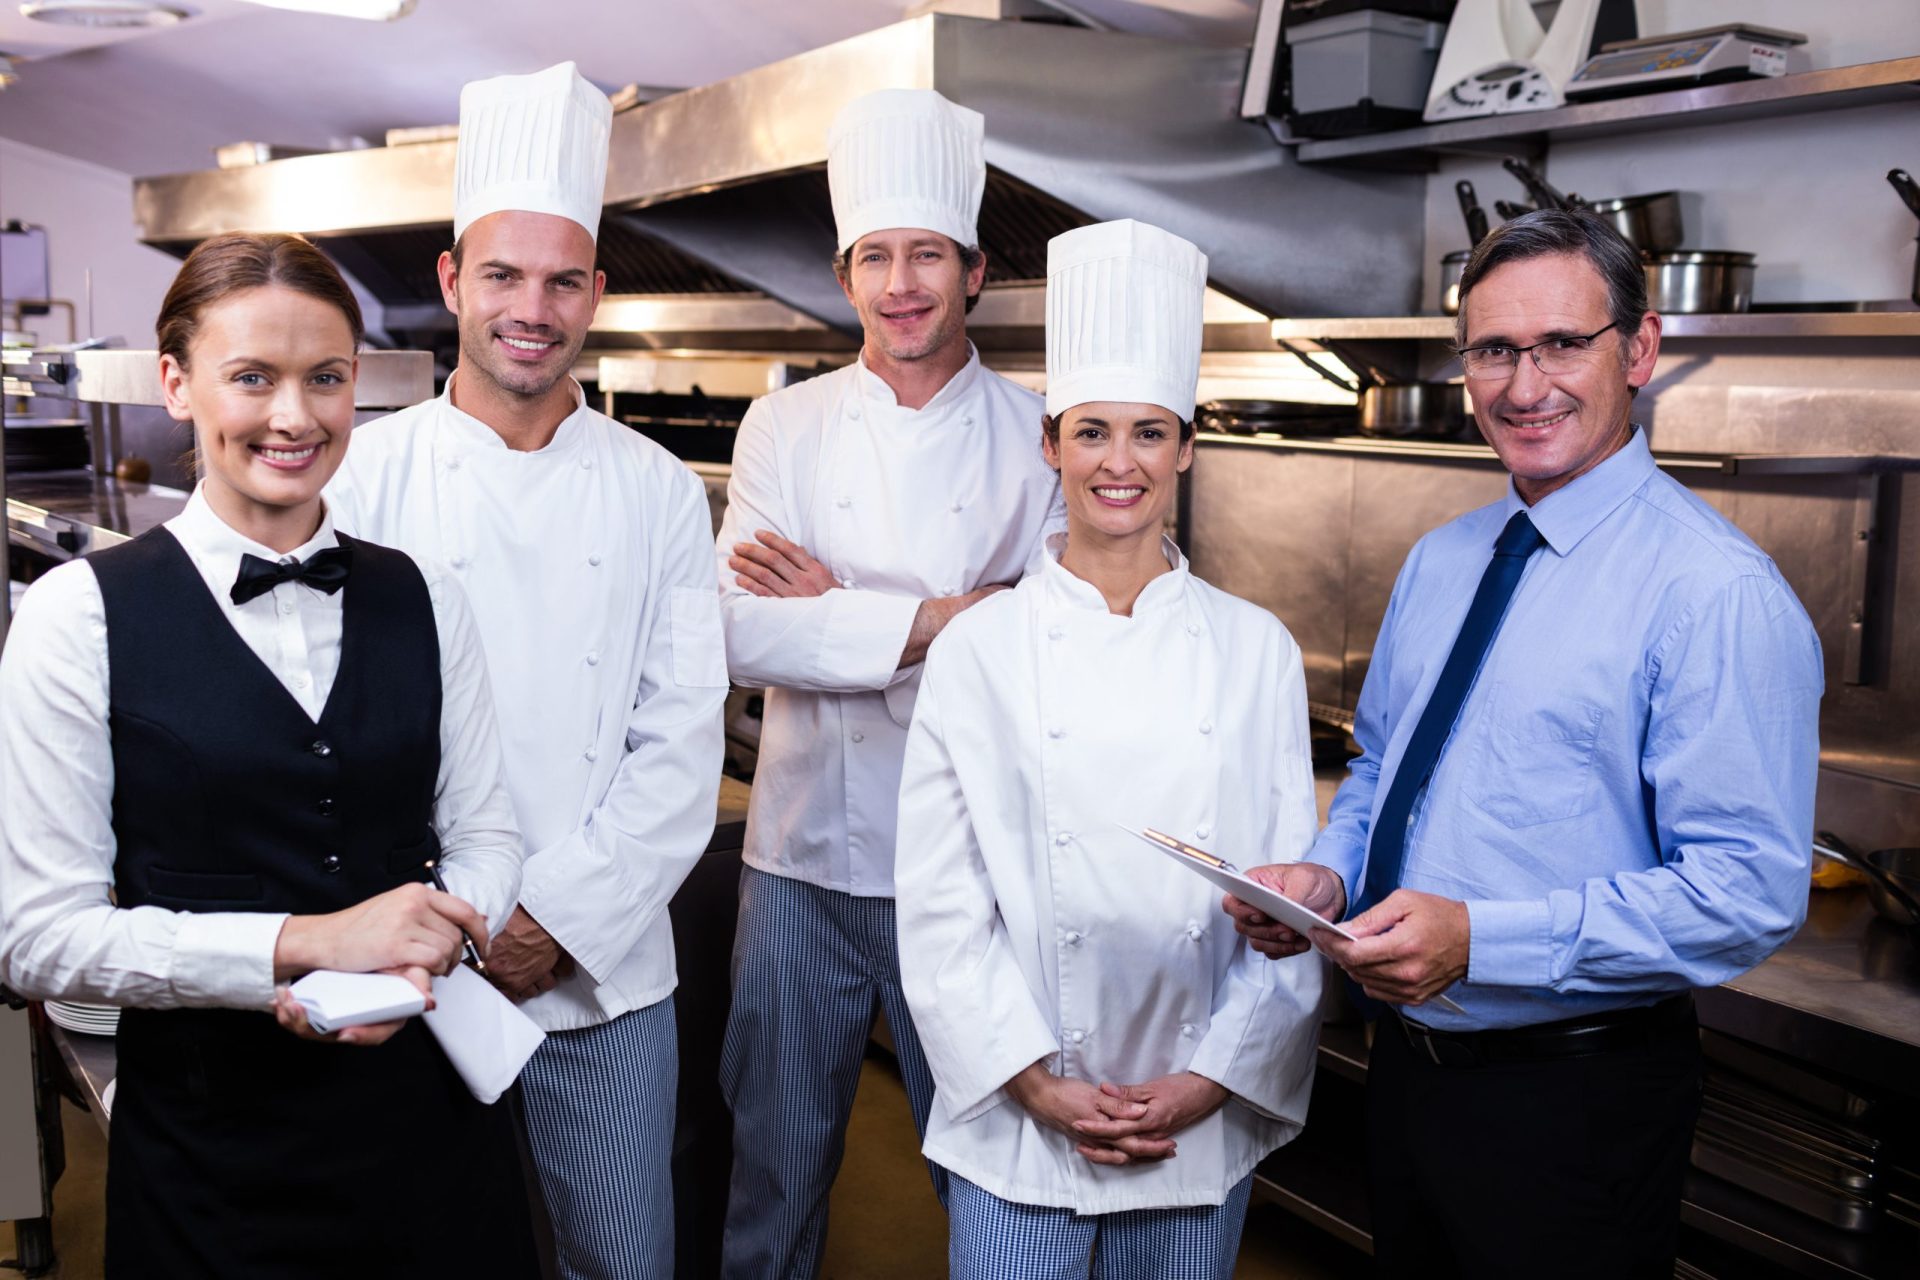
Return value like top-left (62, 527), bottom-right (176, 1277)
top-left (1814, 831), bottom-right (1920, 929)
top-left (1439, 249), bottom-right (1470, 316)
top-left (1585, 191), bottom-right (1685, 254)
top-left (1318, 339), bottom-right (1474, 441)
top-left (1645, 251), bottom-right (1756, 314)
top-left (1358, 381), bottom-right (1472, 440)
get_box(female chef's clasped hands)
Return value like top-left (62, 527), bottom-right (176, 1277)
top-left (0, 232), bottom-right (535, 1276)
top-left (893, 220), bottom-right (1324, 1280)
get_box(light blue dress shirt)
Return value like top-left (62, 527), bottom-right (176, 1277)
top-left (1311, 429), bottom-right (1823, 1031)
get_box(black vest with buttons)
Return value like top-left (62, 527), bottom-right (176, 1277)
top-left (86, 527), bottom-right (538, 1279)
top-left (91, 525), bottom-right (442, 914)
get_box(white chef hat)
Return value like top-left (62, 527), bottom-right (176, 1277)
top-left (454, 62), bottom-right (612, 243)
top-left (1045, 219), bottom-right (1208, 423)
top-left (827, 89), bottom-right (984, 254)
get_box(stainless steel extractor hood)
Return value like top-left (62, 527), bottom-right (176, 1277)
top-left (133, 14), bottom-right (1426, 333)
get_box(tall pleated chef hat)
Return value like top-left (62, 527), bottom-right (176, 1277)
top-left (1045, 219), bottom-right (1208, 423)
top-left (454, 61), bottom-right (612, 243)
top-left (827, 89), bottom-right (985, 253)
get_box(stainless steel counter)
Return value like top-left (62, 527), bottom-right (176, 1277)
top-left (6, 470), bottom-right (190, 561)
top-left (1699, 889), bottom-right (1920, 1096)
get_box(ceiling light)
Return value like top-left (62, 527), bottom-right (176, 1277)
top-left (20, 1), bottom-right (193, 26)
top-left (240, 0), bottom-right (417, 18)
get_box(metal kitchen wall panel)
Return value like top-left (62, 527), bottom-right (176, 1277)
top-left (1184, 447), bottom-right (1355, 709)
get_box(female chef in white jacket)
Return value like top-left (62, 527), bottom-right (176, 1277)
top-left (0, 232), bottom-right (534, 1277)
top-left (895, 219), bottom-right (1323, 1278)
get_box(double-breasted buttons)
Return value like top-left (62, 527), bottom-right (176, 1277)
top-left (316, 798), bottom-right (336, 817)
top-left (321, 855), bottom-right (342, 874)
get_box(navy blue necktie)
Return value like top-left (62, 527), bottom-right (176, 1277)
top-left (1356, 510), bottom-right (1546, 915)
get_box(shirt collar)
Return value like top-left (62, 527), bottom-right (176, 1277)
top-left (853, 344), bottom-right (981, 414)
top-left (1502, 425), bottom-right (1656, 557)
top-left (438, 369), bottom-right (589, 454)
top-left (169, 484), bottom-right (340, 595)
top-left (1041, 530), bottom-right (1190, 616)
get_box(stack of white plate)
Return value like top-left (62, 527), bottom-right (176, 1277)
top-left (44, 1000), bottom-right (120, 1036)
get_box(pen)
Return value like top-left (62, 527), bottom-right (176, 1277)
top-left (424, 859), bottom-right (488, 974)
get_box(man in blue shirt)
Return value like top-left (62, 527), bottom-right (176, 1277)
top-left (1227, 209), bottom-right (1822, 1278)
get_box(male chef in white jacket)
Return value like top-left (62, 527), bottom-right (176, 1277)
top-left (326, 64), bottom-right (726, 1279)
top-left (715, 88), bottom-right (1065, 1278)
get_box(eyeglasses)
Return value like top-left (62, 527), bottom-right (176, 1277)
top-left (1455, 322), bottom-right (1620, 381)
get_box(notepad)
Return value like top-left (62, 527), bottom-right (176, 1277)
top-left (288, 970), bottom-right (428, 1034)
top-left (423, 963), bottom-right (546, 1105)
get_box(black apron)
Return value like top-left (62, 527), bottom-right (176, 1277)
top-left (91, 527), bottom-right (536, 1279)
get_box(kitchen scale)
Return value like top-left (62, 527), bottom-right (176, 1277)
top-left (1424, 0), bottom-right (1637, 121)
top-left (1564, 24), bottom-right (1810, 101)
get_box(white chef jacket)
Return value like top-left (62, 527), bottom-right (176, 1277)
top-left (717, 349), bottom-right (1065, 896)
top-left (896, 535), bottom-right (1323, 1213)
top-left (0, 487), bottom-right (523, 1011)
top-left (326, 375), bottom-right (727, 1032)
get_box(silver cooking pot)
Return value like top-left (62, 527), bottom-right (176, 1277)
top-left (1586, 191), bottom-right (1684, 254)
top-left (1439, 249), bottom-right (1470, 316)
top-left (1359, 381), bottom-right (1472, 440)
top-left (1645, 251), bottom-right (1756, 314)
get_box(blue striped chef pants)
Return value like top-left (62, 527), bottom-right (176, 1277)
top-left (718, 864), bottom-right (943, 1278)
top-left (948, 1172), bottom-right (1254, 1280)
top-left (518, 996), bottom-right (678, 1280)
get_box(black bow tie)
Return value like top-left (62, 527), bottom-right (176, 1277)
top-left (230, 545), bottom-right (353, 606)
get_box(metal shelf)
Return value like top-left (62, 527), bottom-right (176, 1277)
top-left (1, 347), bottom-right (432, 409)
top-left (1288, 56), bottom-right (1920, 167)
top-left (1270, 312), bottom-right (1920, 344)
top-left (1195, 432), bottom-right (1920, 477)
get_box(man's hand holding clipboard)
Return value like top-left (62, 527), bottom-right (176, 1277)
top-left (1126, 827), bottom-right (1468, 1016)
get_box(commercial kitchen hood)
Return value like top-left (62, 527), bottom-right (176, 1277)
top-left (132, 13), bottom-right (1426, 336)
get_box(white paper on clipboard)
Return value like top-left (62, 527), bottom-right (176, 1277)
top-left (1122, 826), bottom-right (1356, 947)
top-left (1122, 825), bottom-right (1467, 1016)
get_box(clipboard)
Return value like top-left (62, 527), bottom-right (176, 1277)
top-left (1123, 825), bottom-right (1467, 1016)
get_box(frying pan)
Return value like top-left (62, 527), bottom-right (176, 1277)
top-left (1815, 831), bottom-right (1920, 928)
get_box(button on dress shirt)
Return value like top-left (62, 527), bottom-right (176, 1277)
top-left (0, 487), bottom-right (523, 1011)
top-left (1311, 431), bottom-right (1823, 1031)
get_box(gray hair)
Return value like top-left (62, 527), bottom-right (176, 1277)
top-left (1454, 208), bottom-right (1648, 348)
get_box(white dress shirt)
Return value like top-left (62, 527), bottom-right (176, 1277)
top-left (717, 349), bottom-right (1065, 897)
top-left (895, 536), bottom-right (1324, 1212)
top-left (0, 487), bottom-right (523, 1012)
top-left (327, 376), bottom-right (727, 1032)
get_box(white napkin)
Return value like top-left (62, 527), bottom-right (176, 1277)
top-left (422, 963), bottom-right (546, 1104)
top-left (288, 970), bottom-right (428, 1034)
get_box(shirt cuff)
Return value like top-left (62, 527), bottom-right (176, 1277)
top-left (1465, 899), bottom-right (1554, 988)
top-left (172, 911), bottom-right (288, 1010)
top-left (815, 588), bottom-right (923, 689)
top-left (1307, 838), bottom-right (1365, 914)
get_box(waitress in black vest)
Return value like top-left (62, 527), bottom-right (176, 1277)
top-left (0, 232), bottom-right (536, 1277)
